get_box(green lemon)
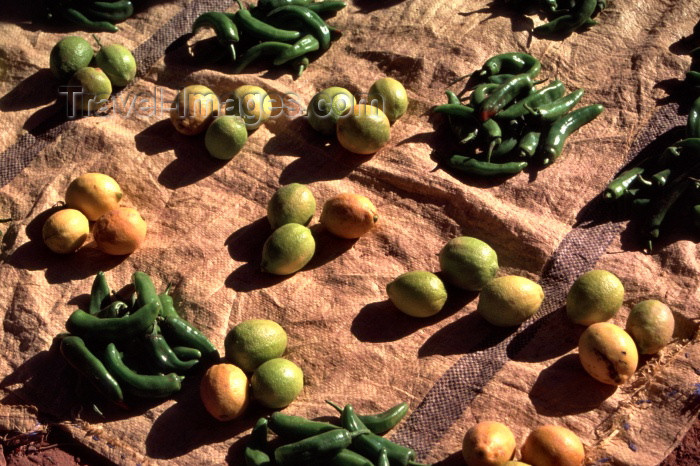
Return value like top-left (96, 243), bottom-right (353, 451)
top-left (267, 183), bottom-right (316, 229)
top-left (477, 275), bottom-right (544, 327)
top-left (204, 115), bottom-right (248, 160)
top-left (225, 319), bottom-right (288, 373)
top-left (367, 77), bottom-right (408, 123)
top-left (251, 358), bottom-right (304, 409)
top-left (307, 86), bottom-right (355, 135)
top-left (50, 36), bottom-right (94, 82)
top-left (625, 299), bottom-right (675, 354)
top-left (386, 271), bottom-right (447, 318)
top-left (336, 104), bottom-right (391, 155)
top-left (439, 236), bottom-right (499, 291)
top-left (261, 223), bottom-right (316, 275)
top-left (95, 44), bottom-right (136, 87)
top-left (68, 67), bottom-right (112, 112)
top-left (566, 269), bottom-right (624, 326)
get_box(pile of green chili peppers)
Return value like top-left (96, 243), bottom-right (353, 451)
top-left (55, 271), bottom-right (218, 408)
top-left (244, 401), bottom-right (429, 466)
top-left (604, 97), bottom-right (700, 253)
top-left (45, 0), bottom-right (134, 32)
top-left (435, 52), bottom-right (603, 178)
top-left (192, 0), bottom-right (346, 78)
top-left (503, 0), bottom-right (608, 37)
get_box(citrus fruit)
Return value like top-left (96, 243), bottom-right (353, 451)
top-left (170, 84), bottom-right (220, 135)
top-left (251, 358), bottom-right (304, 409)
top-left (68, 67), bottom-right (113, 112)
top-left (336, 104), bottom-right (391, 154)
top-left (95, 43), bottom-right (136, 87)
top-left (462, 421), bottom-right (517, 466)
top-left (625, 299), bottom-right (675, 354)
top-left (92, 207), bottom-right (147, 255)
top-left (386, 271), bottom-right (447, 318)
top-left (65, 173), bottom-right (123, 221)
top-left (307, 86), bottom-right (355, 135)
top-left (319, 193), bottom-right (378, 239)
top-left (367, 77), bottom-right (408, 123)
top-left (50, 36), bottom-right (94, 82)
top-left (578, 322), bottom-right (638, 385)
top-left (42, 209), bottom-right (89, 254)
top-left (267, 183), bottom-right (316, 229)
top-left (477, 275), bottom-right (544, 327)
top-left (225, 85), bottom-right (272, 131)
top-left (261, 223), bottom-right (316, 275)
top-left (566, 269), bottom-right (624, 326)
top-left (520, 425), bottom-right (585, 466)
top-left (200, 363), bottom-right (250, 421)
top-left (438, 237), bottom-right (498, 291)
top-left (204, 115), bottom-right (248, 160)
top-left (224, 319), bottom-right (288, 373)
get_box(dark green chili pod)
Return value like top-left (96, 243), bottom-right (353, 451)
top-left (84, 0), bottom-right (134, 23)
top-left (273, 34), bottom-right (320, 65)
top-left (171, 346), bottom-right (202, 361)
top-left (327, 401), bottom-right (409, 435)
top-left (686, 71), bottom-right (700, 87)
top-left (480, 74), bottom-right (534, 120)
top-left (490, 137), bottom-right (519, 159)
top-left (273, 429), bottom-right (356, 465)
top-left (192, 11), bottom-right (239, 61)
top-left (378, 448), bottom-right (390, 466)
top-left (246, 418), bottom-right (272, 466)
top-left (482, 118), bottom-right (503, 159)
top-left (158, 293), bottom-right (180, 319)
top-left (256, 0), bottom-right (312, 12)
top-left (269, 412), bottom-right (340, 440)
top-left (57, 7), bottom-right (119, 32)
top-left (646, 175), bottom-right (696, 252)
top-left (495, 80), bottom-right (565, 120)
top-left (158, 315), bottom-right (219, 361)
top-left (432, 104), bottom-right (476, 119)
top-left (89, 271), bottom-right (112, 315)
top-left (651, 168), bottom-right (673, 187)
top-left (66, 301), bottom-right (160, 342)
top-left (527, 89), bottom-right (585, 122)
top-left (540, 104), bottom-right (604, 165)
top-left (479, 52), bottom-right (541, 79)
top-left (96, 300), bottom-right (129, 318)
top-left (103, 343), bottom-right (183, 398)
top-left (267, 5), bottom-right (331, 50)
top-left (688, 96), bottom-right (700, 138)
top-left (604, 167), bottom-right (645, 200)
top-left (518, 130), bottom-right (541, 158)
top-left (534, 0), bottom-right (597, 35)
top-left (234, 41), bottom-right (293, 73)
top-left (327, 449), bottom-right (374, 466)
top-left (469, 83), bottom-right (499, 108)
top-left (447, 155), bottom-right (528, 177)
top-left (133, 272), bottom-right (159, 309)
top-left (144, 323), bottom-right (199, 372)
top-left (306, 1), bottom-right (347, 17)
top-left (60, 335), bottom-right (125, 407)
top-left (234, 0), bottom-right (302, 42)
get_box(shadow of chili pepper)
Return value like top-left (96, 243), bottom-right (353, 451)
top-left (353, 0), bottom-right (408, 14)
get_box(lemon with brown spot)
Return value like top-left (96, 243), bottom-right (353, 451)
top-left (92, 207), bottom-right (147, 255)
top-left (462, 421), bottom-right (517, 466)
top-left (200, 363), bottom-right (250, 421)
top-left (170, 84), bottom-right (220, 135)
top-left (578, 322), bottom-right (638, 385)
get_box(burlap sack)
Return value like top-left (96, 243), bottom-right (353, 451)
top-left (1, 0), bottom-right (699, 464)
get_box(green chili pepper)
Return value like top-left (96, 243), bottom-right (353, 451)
top-left (291, 56), bottom-right (310, 77)
top-left (447, 155), bottom-right (528, 177)
top-left (307, 1), bottom-right (347, 17)
top-left (66, 301), bottom-right (160, 342)
top-left (486, 73), bottom-right (516, 84)
top-left (267, 5), bottom-right (331, 50)
top-left (158, 315), bottom-right (219, 360)
top-left (604, 167), bottom-right (646, 200)
top-left (469, 83), bottom-right (499, 108)
top-left (57, 6), bottom-right (119, 32)
top-left (646, 176), bottom-right (695, 253)
top-left (480, 74), bottom-right (534, 120)
top-left (158, 293), bottom-right (180, 319)
top-left (96, 300), bottom-right (129, 318)
top-left (257, 0), bottom-right (312, 12)
top-left (133, 272), bottom-right (160, 310)
top-left (518, 130), bottom-right (541, 158)
top-left (432, 103), bottom-right (476, 119)
top-left (192, 12), bottom-right (239, 61)
top-left (89, 271), bottom-right (112, 316)
top-left (327, 449), bottom-right (374, 466)
top-left (526, 89), bottom-right (585, 122)
top-left (60, 335), bottom-right (125, 407)
top-left (651, 168), bottom-right (673, 187)
top-left (273, 34), bottom-right (319, 65)
top-left (234, 0), bottom-right (301, 42)
top-left (327, 401), bottom-right (409, 435)
top-left (482, 118), bottom-right (503, 160)
top-left (534, 0), bottom-right (597, 35)
top-left (495, 80), bottom-right (565, 120)
top-left (103, 343), bottom-right (183, 398)
top-left (445, 91), bottom-right (479, 143)
top-left (378, 448), bottom-right (390, 466)
top-left (479, 52), bottom-right (541, 79)
top-left (490, 137), bottom-right (519, 159)
top-left (144, 323), bottom-right (199, 372)
top-left (246, 418), bottom-right (272, 466)
top-left (688, 96), bottom-right (700, 138)
top-left (273, 428), bottom-right (359, 466)
top-left (669, 137), bottom-right (700, 157)
top-left (540, 104), bottom-right (604, 165)
top-left (269, 412), bottom-right (340, 440)
top-left (83, 0), bottom-right (134, 23)
top-left (234, 41), bottom-right (293, 73)
top-left (171, 346), bottom-right (202, 361)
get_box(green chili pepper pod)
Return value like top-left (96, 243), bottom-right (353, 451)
top-left (651, 168), bottom-right (673, 187)
top-left (256, 0), bottom-right (312, 12)
top-left (273, 34), bottom-right (320, 66)
top-left (192, 11), bottom-right (239, 61)
top-left (482, 118), bottom-right (503, 161)
top-left (89, 271), bottom-right (112, 315)
top-left (518, 130), bottom-right (541, 158)
top-left (56, 7), bottom-right (119, 32)
top-left (604, 167), bottom-right (646, 200)
top-left (145, 323), bottom-right (199, 372)
top-left (171, 346), bottom-right (202, 361)
top-left (83, 0), bottom-right (134, 23)
top-left (327, 449), bottom-right (374, 466)
top-left (158, 315), bottom-right (219, 361)
top-left (234, 0), bottom-right (302, 42)
top-left (479, 52), bottom-right (541, 79)
top-left (645, 169), bottom-right (699, 252)
top-left (103, 343), bottom-right (183, 398)
top-left (307, 1), bottom-right (347, 17)
top-left (273, 428), bottom-right (356, 466)
top-left (668, 137), bottom-right (700, 158)
top-left (480, 74), bottom-right (533, 121)
top-left (490, 137), bottom-right (519, 160)
top-left (66, 301), bottom-right (160, 342)
top-left (133, 271), bottom-right (160, 310)
top-left (234, 41), bottom-right (293, 73)
top-left (291, 56), bottom-right (310, 78)
top-left (246, 418), bottom-right (272, 466)
top-left (534, 0), bottom-right (597, 35)
top-left (268, 412), bottom-right (340, 440)
top-left (327, 401), bottom-right (409, 435)
top-left (158, 293), bottom-right (180, 319)
top-left (687, 96), bottom-right (700, 139)
top-left (527, 88), bottom-right (585, 122)
top-left (540, 104), bottom-right (604, 165)
top-left (60, 335), bottom-right (125, 407)
top-left (469, 83), bottom-right (499, 108)
top-left (494, 80), bottom-right (565, 120)
top-left (432, 104), bottom-right (476, 119)
top-left (447, 155), bottom-right (528, 177)
top-left (96, 300), bottom-right (129, 318)
top-left (267, 5), bottom-right (331, 51)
